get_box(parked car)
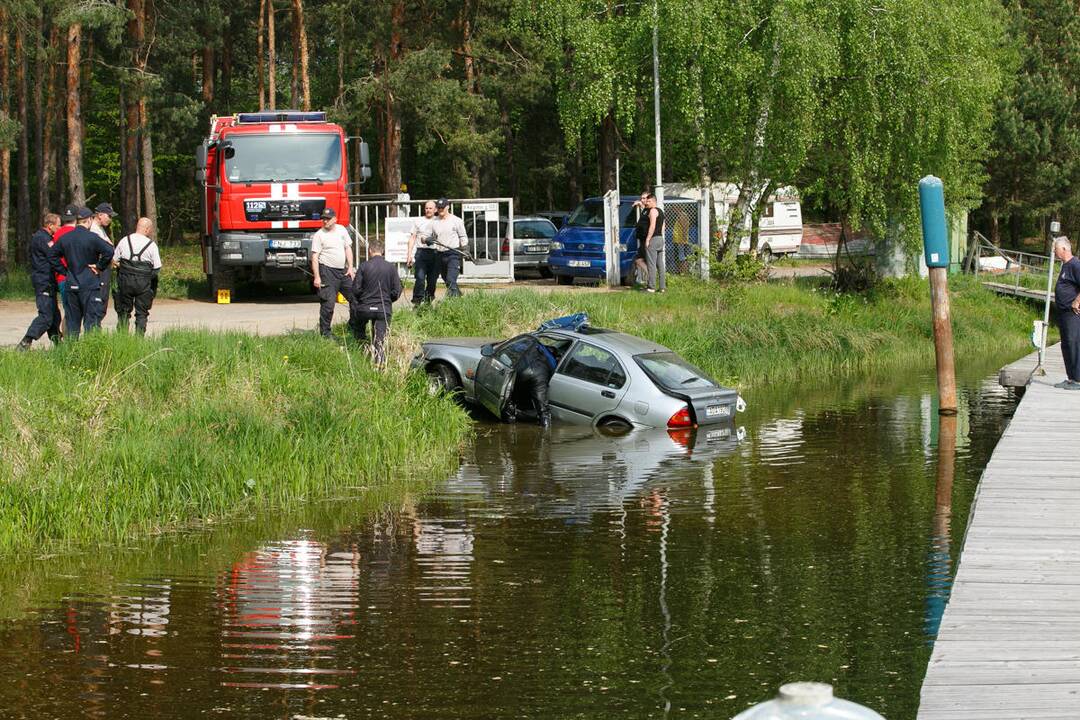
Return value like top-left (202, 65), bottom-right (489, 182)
top-left (411, 315), bottom-right (746, 430)
top-left (466, 215), bottom-right (559, 278)
top-left (545, 196), bottom-right (699, 285)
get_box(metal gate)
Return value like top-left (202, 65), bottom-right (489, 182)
top-left (601, 191), bottom-right (711, 288)
top-left (349, 196), bottom-right (515, 282)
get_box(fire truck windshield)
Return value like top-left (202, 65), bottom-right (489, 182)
top-left (223, 133), bottom-right (342, 183)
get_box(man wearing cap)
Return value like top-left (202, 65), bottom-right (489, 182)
top-left (91, 202), bottom-right (118, 314)
top-left (309, 207), bottom-right (356, 338)
top-left (17, 213), bottom-right (63, 350)
top-left (406, 200), bottom-right (438, 307)
top-left (431, 198), bottom-right (469, 298)
top-left (49, 207), bottom-right (115, 338)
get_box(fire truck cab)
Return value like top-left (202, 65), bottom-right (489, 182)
top-left (195, 111), bottom-right (369, 300)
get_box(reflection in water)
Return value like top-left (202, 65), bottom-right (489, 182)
top-left (0, 372), bottom-right (1022, 720)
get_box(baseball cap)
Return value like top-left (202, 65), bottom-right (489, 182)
top-left (435, 198), bottom-right (450, 210)
top-left (320, 207), bottom-right (336, 220)
top-left (95, 202), bottom-right (118, 217)
top-left (61, 204), bottom-right (78, 222)
top-left (76, 207), bottom-right (94, 220)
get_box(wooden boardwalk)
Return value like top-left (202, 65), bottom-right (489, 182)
top-left (918, 344), bottom-right (1080, 719)
top-left (982, 280), bottom-right (1050, 302)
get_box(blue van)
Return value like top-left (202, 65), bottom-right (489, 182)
top-left (547, 196), bottom-right (698, 284)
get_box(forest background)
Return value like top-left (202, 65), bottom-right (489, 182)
top-left (0, 0), bottom-right (1077, 274)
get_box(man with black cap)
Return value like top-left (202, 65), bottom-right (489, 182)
top-left (431, 198), bottom-right (469, 298)
top-left (17, 212), bottom-right (63, 350)
top-left (49, 207), bottom-right (115, 338)
top-left (91, 202), bottom-right (118, 313)
top-left (309, 207), bottom-right (356, 338)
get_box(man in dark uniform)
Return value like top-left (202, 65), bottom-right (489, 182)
top-left (17, 213), bottom-right (63, 350)
top-left (505, 340), bottom-right (558, 427)
top-left (1052, 236), bottom-right (1080, 389)
top-left (49, 207), bottom-right (115, 339)
top-left (349, 240), bottom-right (402, 364)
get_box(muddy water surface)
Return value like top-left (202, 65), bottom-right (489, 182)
top-left (0, 367), bottom-right (1019, 720)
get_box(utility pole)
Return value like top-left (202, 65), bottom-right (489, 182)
top-left (652, 0), bottom-right (666, 291)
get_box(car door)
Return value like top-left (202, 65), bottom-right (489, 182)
top-left (474, 334), bottom-right (535, 418)
top-left (548, 341), bottom-right (630, 423)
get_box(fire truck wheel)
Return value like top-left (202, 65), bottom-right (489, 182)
top-left (208, 270), bottom-right (235, 299)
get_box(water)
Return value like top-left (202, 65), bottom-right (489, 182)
top-left (0, 367), bottom-right (1019, 720)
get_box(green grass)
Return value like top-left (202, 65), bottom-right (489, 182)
top-left (0, 330), bottom-right (471, 557)
top-left (393, 274), bottom-right (1040, 389)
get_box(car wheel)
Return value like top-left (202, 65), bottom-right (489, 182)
top-left (426, 363), bottom-right (462, 397)
top-left (596, 416), bottom-right (633, 435)
top-left (555, 274), bottom-right (573, 286)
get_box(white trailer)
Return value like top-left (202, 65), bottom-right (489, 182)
top-left (666, 182), bottom-right (803, 258)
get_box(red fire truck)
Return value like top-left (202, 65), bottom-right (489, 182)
top-left (195, 111), bottom-right (370, 300)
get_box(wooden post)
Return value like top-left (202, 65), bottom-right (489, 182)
top-left (920, 176), bottom-right (957, 416)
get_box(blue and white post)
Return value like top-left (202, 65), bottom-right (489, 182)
top-left (919, 176), bottom-right (958, 415)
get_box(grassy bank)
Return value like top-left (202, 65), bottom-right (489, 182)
top-left (389, 274), bottom-right (1040, 388)
top-left (0, 330), bottom-right (471, 556)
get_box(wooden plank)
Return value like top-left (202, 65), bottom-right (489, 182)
top-left (918, 345), bottom-right (1079, 718)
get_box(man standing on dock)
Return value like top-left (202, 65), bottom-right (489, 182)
top-left (1052, 236), bottom-right (1080, 389)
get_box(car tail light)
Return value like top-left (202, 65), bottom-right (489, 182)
top-left (667, 405), bottom-right (693, 428)
top-left (501, 239), bottom-right (510, 253)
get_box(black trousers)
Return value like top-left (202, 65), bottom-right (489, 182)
top-left (1059, 308), bottom-right (1080, 381)
top-left (440, 252), bottom-right (462, 297)
top-left (515, 360), bottom-right (553, 419)
top-left (63, 280), bottom-right (107, 338)
top-left (316, 265), bottom-right (348, 336)
top-left (25, 285), bottom-right (61, 342)
top-left (411, 248), bottom-right (439, 305)
top-left (351, 308), bottom-right (391, 362)
top-left (114, 284), bottom-right (155, 334)
top-left (98, 267), bottom-right (112, 315)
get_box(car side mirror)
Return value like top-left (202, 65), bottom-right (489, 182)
top-left (480, 344), bottom-right (494, 357)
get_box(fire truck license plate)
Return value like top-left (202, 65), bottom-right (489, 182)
top-left (269, 239), bottom-right (301, 249)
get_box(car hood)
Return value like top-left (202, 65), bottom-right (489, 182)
top-left (422, 337), bottom-right (496, 349)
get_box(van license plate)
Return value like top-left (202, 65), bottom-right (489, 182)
top-left (568, 260), bottom-right (590, 268)
top-left (705, 405), bottom-right (730, 418)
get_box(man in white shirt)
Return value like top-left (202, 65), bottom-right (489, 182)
top-left (310, 207), bottom-right (356, 337)
top-left (431, 198), bottom-right (469, 298)
top-left (112, 217), bottom-right (162, 334)
top-left (406, 200), bottom-right (437, 307)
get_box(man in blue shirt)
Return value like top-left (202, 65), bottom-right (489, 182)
top-left (49, 207), bottom-right (115, 338)
top-left (1052, 236), bottom-right (1080, 389)
top-left (17, 213), bottom-right (63, 350)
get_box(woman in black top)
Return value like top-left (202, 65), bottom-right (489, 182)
top-left (634, 192), bottom-right (665, 292)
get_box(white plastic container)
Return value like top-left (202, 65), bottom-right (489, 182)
top-left (731, 682), bottom-right (886, 720)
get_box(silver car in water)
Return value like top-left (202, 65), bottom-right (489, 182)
top-left (411, 324), bottom-right (746, 430)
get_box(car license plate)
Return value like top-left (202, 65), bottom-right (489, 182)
top-left (525, 245), bottom-right (547, 253)
top-left (568, 260), bottom-right (590, 268)
top-left (705, 404), bottom-right (730, 418)
top-left (270, 239), bottom-right (301, 249)
top-left (706, 427), bottom-right (731, 440)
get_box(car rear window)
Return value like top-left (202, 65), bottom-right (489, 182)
top-left (635, 352), bottom-right (718, 391)
top-left (515, 221), bottom-right (556, 239)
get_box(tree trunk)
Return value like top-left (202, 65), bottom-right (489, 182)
top-left (0, 9), bottom-right (11, 275)
top-left (220, 27), bottom-right (233, 108)
top-left (257, 0), bottom-right (266, 109)
top-left (267, 0), bottom-right (276, 110)
top-left (43, 26), bottom-right (60, 212)
top-left (66, 23), bottom-right (85, 206)
top-left (336, 10), bottom-right (345, 104)
top-left (122, 0), bottom-right (144, 231)
top-left (140, 97), bottom-right (157, 231)
top-left (201, 45), bottom-right (215, 107)
top-left (33, 13), bottom-right (45, 221)
top-left (15, 27), bottom-right (32, 261)
top-left (598, 110), bottom-right (618, 194)
top-left (502, 109), bottom-right (517, 203)
top-left (293, 0), bottom-right (310, 110)
top-left (749, 181), bottom-right (774, 258)
top-left (378, 0), bottom-right (404, 194)
top-left (289, 8), bottom-right (298, 109)
top-left (459, 0), bottom-right (480, 196)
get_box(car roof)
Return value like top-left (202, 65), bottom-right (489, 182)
top-left (541, 327), bottom-right (672, 356)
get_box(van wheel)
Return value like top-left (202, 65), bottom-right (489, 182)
top-left (426, 363), bottom-right (462, 396)
top-left (555, 274), bottom-right (573, 286)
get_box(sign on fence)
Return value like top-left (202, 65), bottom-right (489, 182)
top-left (383, 217), bottom-right (413, 264)
top-left (462, 202), bottom-right (500, 224)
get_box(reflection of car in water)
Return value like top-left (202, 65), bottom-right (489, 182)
top-left (412, 318), bottom-right (746, 430)
top-left (446, 424), bottom-right (745, 521)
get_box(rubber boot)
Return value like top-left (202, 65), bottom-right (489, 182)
top-left (538, 411), bottom-right (551, 428)
top-left (504, 402), bottom-right (518, 424)
top-left (16, 337), bottom-right (32, 351)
